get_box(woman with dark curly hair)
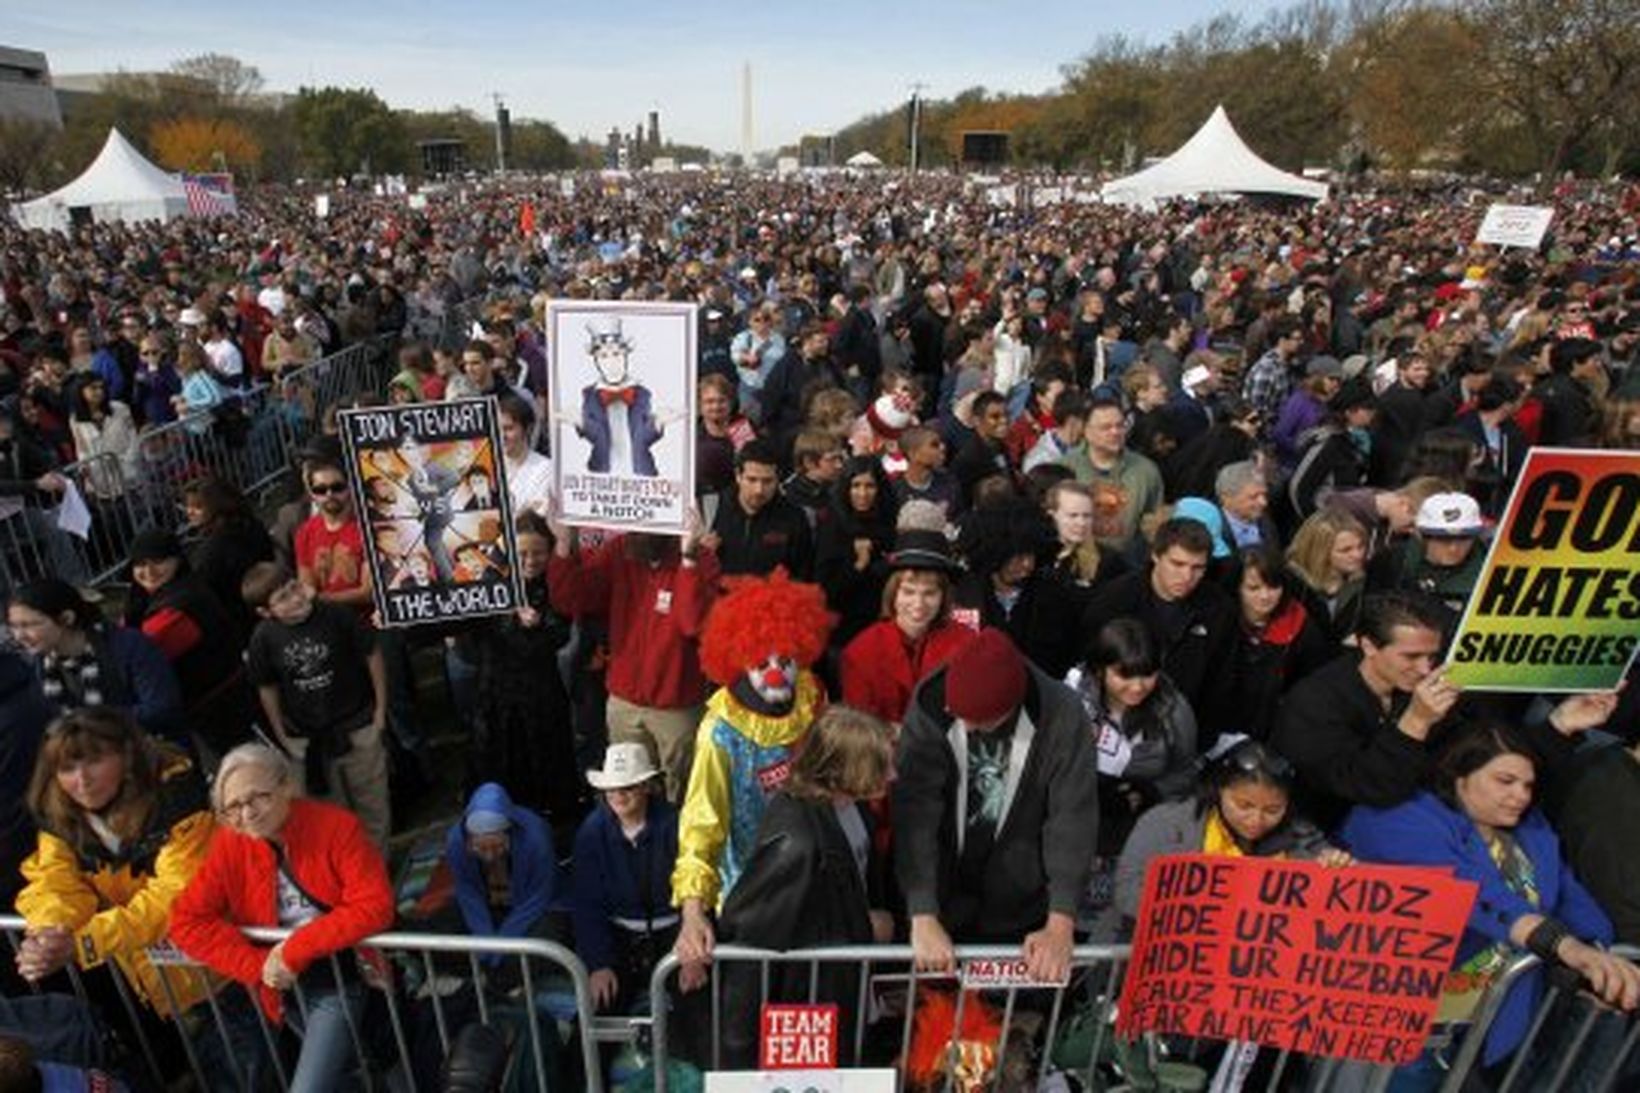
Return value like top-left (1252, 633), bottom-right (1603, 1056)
top-left (951, 495), bottom-right (1081, 676)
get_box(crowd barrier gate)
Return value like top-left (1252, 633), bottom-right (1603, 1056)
top-left (646, 943), bottom-right (1640, 1093)
top-left (1, 914), bottom-right (604, 1093)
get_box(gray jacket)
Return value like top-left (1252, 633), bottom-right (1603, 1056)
top-left (1114, 798), bottom-right (1332, 928)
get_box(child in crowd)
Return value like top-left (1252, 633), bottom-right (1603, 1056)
top-left (241, 562), bottom-right (391, 849)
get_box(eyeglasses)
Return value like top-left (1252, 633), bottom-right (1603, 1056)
top-left (217, 788), bottom-right (276, 820)
top-left (309, 482), bottom-right (348, 496)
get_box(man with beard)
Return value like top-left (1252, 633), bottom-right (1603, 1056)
top-left (671, 572), bottom-right (833, 989)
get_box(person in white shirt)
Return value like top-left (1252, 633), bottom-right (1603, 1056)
top-left (498, 393), bottom-right (553, 514)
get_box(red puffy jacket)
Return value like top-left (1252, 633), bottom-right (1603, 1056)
top-left (169, 798), bottom-right (394, 1022)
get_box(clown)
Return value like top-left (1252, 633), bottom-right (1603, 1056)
top-left (672, 570), bottom-right (833, 973)
top-left (576, 315), bottom-right (664, 477)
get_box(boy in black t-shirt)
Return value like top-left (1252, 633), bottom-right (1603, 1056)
top-left (242, 562), bottom-right (391, 848)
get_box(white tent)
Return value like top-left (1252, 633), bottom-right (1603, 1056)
top-left (1101, 106), bottom-right (1328, 206)
top-left (845, 150), bottom-right (884, 169)
top-left (12, 129), bottom-right (190, 232)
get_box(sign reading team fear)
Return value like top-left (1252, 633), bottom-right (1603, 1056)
top-left (760, 1004), bottom-right (838, 1070)
top-left (1116, 856), bottom-right (1475, 1066)
top-left (338, 398), bottom-right (524, 627)
top-left (547, 300), bottom-right (697, 534)
top-left (1446, 448), bottom-right (1640, 691)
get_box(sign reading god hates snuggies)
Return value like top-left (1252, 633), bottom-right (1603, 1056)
top-left (1446, 448), bottom-right (1640, 691)
top-left (548, 300), bottom-right (696, 534)
top-left (338, 398), bottom-right (524, 627)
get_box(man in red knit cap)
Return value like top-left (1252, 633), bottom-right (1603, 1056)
top-left (893, 627), bottom-right (1099, 983)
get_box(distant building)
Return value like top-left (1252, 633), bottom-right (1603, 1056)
top-left (0, 46), bottom-right (62, 127)
top-left (647, 110), bottom-right (660, 151)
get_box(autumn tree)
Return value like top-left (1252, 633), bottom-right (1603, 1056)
top-left (151, 117), bottom-right (262, 174)
top-left (1466, 0), bottom-right (1640, 178)
top-left (1342, 4), bottom-right (1481, 171)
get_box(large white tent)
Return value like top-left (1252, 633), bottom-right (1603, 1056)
top-left (1101, 105), bottom-right (1328, 206)
top-left (12, 129), bottom-right (191, 232)
top-left (845, 150), bottom-right (884, 169)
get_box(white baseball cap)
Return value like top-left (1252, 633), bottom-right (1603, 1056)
top-left (1416, 493), bottom-right (1484, 538)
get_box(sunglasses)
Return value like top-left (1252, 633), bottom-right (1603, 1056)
top-left (1220, 742), bottom-right (1293, 782)
top-left (309, 482), bottom-right (348, 496)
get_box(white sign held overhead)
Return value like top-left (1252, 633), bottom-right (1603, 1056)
top-left (314, 194), bottom-right (330, 218)
top-left (1476, 204), bottom-right (1554, 249)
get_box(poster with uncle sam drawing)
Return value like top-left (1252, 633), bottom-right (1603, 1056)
top-left (547, 300), bottom-right (697, 534)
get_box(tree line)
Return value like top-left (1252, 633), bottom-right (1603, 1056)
top-left (818, 0), bottom-right (1640, 179)
top-left (0, 52), bottom-right (584, 195)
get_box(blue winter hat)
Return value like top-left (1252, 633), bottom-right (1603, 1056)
top-left (1171, 498), bottom-right (1232, 559)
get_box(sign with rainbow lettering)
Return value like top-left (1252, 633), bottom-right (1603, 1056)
top-left (1446, 448), bottom-right (1640, 691)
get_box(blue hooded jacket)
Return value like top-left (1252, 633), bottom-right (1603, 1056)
top-left (1342, 791), bottom-right (1612, 1066)
top-left (444, 783), bottom-right (558, 959)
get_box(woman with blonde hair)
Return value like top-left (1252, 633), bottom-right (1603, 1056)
top-left (1285, 508), bottom-right (1369, 642)
top-left (1597, 393), bottom-right (1640, 450)
top-left (715, 705), bottom-right (896, 1066)
top-left (15, 708), bottom-right (216, 1076)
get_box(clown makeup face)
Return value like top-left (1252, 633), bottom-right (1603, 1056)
top-left (591, 339), bottom-right (631, 386)
top-left (746, 653), bottom-right (798, 708)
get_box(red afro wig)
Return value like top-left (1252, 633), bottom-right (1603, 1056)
top-left (700, 569), bottom-right (835, 685)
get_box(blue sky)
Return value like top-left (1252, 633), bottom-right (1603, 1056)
top-left (9, 0), bottom-right (1289, 151)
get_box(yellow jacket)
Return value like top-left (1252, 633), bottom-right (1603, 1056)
top-left (16, 754), bottom-right (216, 1016)
top-left (672, 672), bottom-right (824, 909)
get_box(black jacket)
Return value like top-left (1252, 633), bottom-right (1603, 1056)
top-left (709, 491), bottom-right (815, 580)
top-left (1286, 426), bottom-right (1368, 524)
top-left (1369, 382), bottom-right (1428, 486)
top-left (718, 793), bottom-right (877, 1067)
top-left (833, 305), bottom-right (881, 385)
top-left (1534, 372), bottom-right (1597, 448)
top-left (1453, 410), bottom-right (1526, 518)
top-left (951, 572), bottom-right (1081, 680)
top-left (0, 650), bottom-right (52, 909)
top-left (1082, 569), bottom-right (1238, 735)
top-left (1542, 744), bottom-right (1640, 947)
top-left (1271, 650), bottom-right (1430, 832)
top-left (894, 665), bottom-right (1098, 942)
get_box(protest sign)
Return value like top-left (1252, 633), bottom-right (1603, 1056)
top-left (1116, 855), bottom-right (1475, 1066)
top-left (548, 300), bottom-right (696, 534)
top-left (1446, 448), bottom-right (1640, 691)
top-left (1475, 204), bottom-right (1553, 249)
top-left (338, 398), bottom-right (524, 628)
top-left (760, 1004), bottom-right (838, 1070)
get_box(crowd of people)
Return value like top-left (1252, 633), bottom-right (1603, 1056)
top-left (2, 169), bottom-right (1639, 1090)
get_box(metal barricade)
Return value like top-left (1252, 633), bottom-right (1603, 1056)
top-left (0, 334), bottom-right (406, 595)
top-left (646, 944), bottom-right (1640, 1093)
top-left (1435, 945), bottom-right (1640, 1093)
top-left (1, 914), bottom-right (604, 1093)
top-left (649, 944), bottom-right (1138, 1093)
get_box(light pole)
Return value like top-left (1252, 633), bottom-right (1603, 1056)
top-left (908, 82), bottom-right (928, 174)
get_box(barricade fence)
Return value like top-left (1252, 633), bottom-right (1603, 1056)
top-left (4, 911), bottom-right (1638, 1092)
top-left (0, 914), bottom-right (603, 1093)
top-left (0, 294), bottom-right (512, 596)
top-left (646, 943), bottom-right (1640, 1093)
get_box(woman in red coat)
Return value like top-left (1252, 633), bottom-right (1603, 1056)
top-left (839, 529), bottom-right (974, 729)
top-left (170, 743), bottom-right (394, 1093)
